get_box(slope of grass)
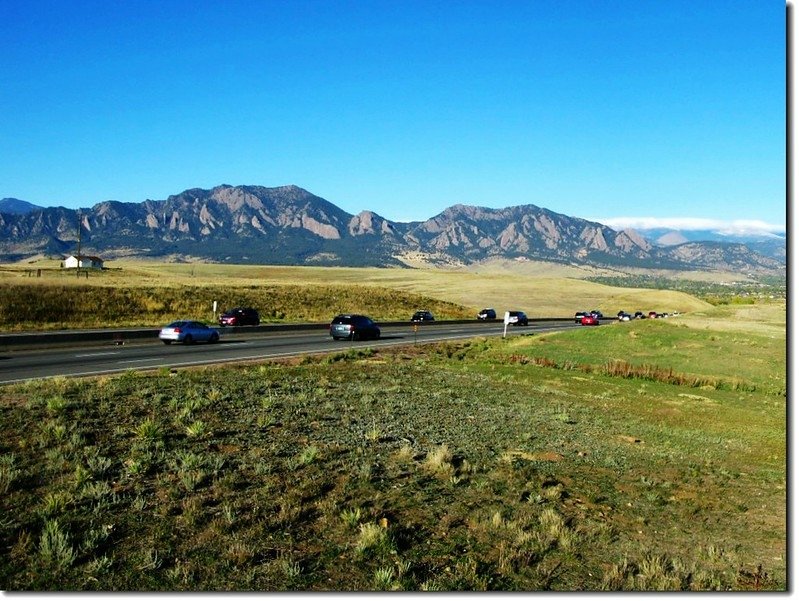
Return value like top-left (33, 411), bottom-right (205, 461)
top-left (0, 260), bottom-right (711, 330)
top-left (0, 304), bottom-right (785, 591)
top-left (502, 309), bottom-right (786, 396)
top-left (0, 283), bottom-right (472, 330)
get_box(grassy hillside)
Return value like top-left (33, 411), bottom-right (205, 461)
top-left (0, 283), bottom-right (472, 330)
top-left (0, 304), bottom-right (785, 590)
top-left (0, 260), bottom-right (711, 330)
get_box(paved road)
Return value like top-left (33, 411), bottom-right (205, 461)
top-left (0, 320), bottom-right (584, 384)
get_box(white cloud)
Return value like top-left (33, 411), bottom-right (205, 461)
top-left (592, 217), bottom-right (785, 236)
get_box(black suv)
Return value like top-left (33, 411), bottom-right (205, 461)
top-left (411, 310), bottom-right (435, 322)
top-left (219, 307), bottom-right (260, 326)
top-left (477, 308), bottom-right (497, 320)
top-left (330, 314), bottom-right (381, 341)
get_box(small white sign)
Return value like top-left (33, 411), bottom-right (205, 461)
top-left (503, 311), bottom-right (511, 325)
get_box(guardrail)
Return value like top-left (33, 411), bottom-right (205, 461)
top-left (0, 317), bottom-right (587, 350)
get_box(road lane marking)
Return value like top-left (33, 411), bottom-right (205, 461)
top-left (118, 359), bottom-right (161, 364)
top-left (74, 352), bottom-right (121, 358)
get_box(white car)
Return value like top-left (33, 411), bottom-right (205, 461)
top-left (159, 320), bottom-right (220, 345)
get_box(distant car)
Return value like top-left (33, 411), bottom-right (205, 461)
top-left (330, 314), bottom-right (381, 341)
top-left (648, 311), bottom-right (658, 319)
top-left (477, 308), bottom-right (497, 320)
top-left (159, 320), bottom-right (220, 345)
top-left (618, 313), bottom-right (632, 322)
top-left (580, 314), bottom-right (599, 326)
top-left (634, 311), bottom-right (645, 320)
top-left (411, 310), bottom-right (435, 322)
top-left (218, 307), bottom-right (260, 326)
top-left (590, 310), bottom-right (603, 319)
top-left (575, 311), bottom-right (588, 323)
top-left (507, 311), bottom-right (529, 326)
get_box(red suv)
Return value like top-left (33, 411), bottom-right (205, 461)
top-left (219, 307), bottom-right (260, 326)
top-left (580, 314), bottom-right (599, 326)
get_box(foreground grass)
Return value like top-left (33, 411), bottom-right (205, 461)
top-left (0, 308), bottom-right (785, 590)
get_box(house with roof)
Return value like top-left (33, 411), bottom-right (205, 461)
top-left (63, 255), bottom-right (104, 269)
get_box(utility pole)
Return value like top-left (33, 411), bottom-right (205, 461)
top-left (76, 210), bottom-right (82, 278)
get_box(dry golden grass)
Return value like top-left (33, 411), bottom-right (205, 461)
top-left (676, 302), bottom-right (786, 338)
top-left (1, 257), bottom-right (712, 318)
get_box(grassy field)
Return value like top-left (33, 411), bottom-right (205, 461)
top-left (0, 259), bottom-right (711, 330)
top-left (0, 302), bottom-right (785, 591)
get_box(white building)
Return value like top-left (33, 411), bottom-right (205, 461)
top-left (63, 255), bottom-right (104, 269)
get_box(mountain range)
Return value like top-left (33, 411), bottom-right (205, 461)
top-left (0, 186), bottom-right (785, 274)
top-left (641, 227), bottom-right (785, 262)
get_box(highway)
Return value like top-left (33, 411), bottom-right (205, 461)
top-left (0, 320), bottom-right (585, 384)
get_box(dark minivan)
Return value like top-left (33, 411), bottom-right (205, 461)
top-left (330, 314), bottom-right (381, 341)
top-left (411, 310), bottom-right (435, 322)
top-left (507, 310), bottom-right (529, 326)
top-left (477, 308), bottom-right (497, 320)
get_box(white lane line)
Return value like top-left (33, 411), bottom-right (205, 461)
top-left (74, 351), bottom-right (121, 358)
top-left (118, 359), bottom-right (160, 364)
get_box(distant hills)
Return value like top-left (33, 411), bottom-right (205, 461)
top-left (0, 198), bottom-right (44, 215)
top-left (637, 227), bottom-right (786, 262)
top-left (0, 185), bottom-right (784, 274)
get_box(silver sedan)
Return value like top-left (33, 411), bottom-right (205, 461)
top-left (159, 320), bottom-right (220, 345)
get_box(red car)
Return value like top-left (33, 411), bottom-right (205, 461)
top-left (580, 314), bottom-right (599, 326)
top-left (218, 307), bottom-right (260, 326)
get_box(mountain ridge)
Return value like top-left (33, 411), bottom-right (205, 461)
top-left (0, 184), bottom-right (784, 274)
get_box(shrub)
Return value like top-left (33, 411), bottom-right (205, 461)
top-left (0, 454), bottom-right (21, 493)
top-left (355, 523), bottom-right (391, 556)
top-left (39, 519), bottom-right (76, 571)
top-left (422, 445), bottom-right (454, 476)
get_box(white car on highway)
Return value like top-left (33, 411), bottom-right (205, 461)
top-left (159, 320), bottom-right (220, 345)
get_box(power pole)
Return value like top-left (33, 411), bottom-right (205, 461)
top-left (76, 210), bottom-right (82, 278)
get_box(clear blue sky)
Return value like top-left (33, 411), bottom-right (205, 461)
top-left (0, 1), bottom-right (786, 231)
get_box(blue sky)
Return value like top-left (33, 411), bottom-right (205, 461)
top-left (0, 1), bottom-right (786, 232)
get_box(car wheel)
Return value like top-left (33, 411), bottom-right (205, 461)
top-left (332, 336), bottom-right (340, 341)
top-left (183, 335), bottom-right (193, 345)
top-left (162, 340), bottom-right (172, 345)
top-left (210, 333), bottom-right (219, 343)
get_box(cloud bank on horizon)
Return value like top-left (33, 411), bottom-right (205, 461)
top-left (594, 217), bottom-right (785, 237)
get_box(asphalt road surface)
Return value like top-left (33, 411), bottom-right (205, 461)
top-left (0, 320), bottom-right (585, 384)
